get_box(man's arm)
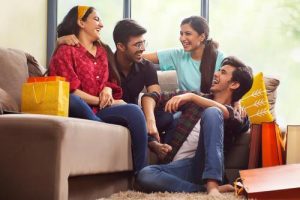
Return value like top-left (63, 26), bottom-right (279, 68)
top-left (57, 34), bottom-right (80, 46)
top-left (141, 84), bottom-right (161, 141)
top-left (164, 93), bottom-right (230, 119)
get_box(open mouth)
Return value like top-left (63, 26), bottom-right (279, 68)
top-left (181, 42), bottom-right (190, 48)
top-left (212, 78), bottom-right (219, 85)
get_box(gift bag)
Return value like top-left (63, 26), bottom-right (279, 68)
top-left (262, 121), bottom-right (285, 167)
top-left (27, 76), bottom-right (65, 83)
top-left (248, 124), bottom-right (262, 169)
top-left (21, 76), bottom-right (69, 117)
top-left (237, 164), bottom-right (300, 199)
top-left (286, 125), bottom-right (300, 164)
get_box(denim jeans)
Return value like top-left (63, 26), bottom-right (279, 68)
top-left (137, 107), bottom-right (224, 192)
top-left (148, 111), bottom-right (181, 143)
top-left (69, 94), bottom-right (148, 172)
top-left (148, 110), bottom-right (176, 143)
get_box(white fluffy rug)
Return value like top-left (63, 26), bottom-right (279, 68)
top-left (99, 191), bottom-right (246, 200)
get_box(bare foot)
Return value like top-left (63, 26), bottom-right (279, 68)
top-left (218, 184), bottom-right (234, 193)
top-left (206, 180), bottom-right (234, 195)
top-left (148, 141), bottom-right (172, 160)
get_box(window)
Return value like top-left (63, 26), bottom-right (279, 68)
top-left (131, 0), bottom-right (201, 51)
top-left (57, 0), bottom-right (122, 49)
top-left (209, 0), bottom-right (300, 125)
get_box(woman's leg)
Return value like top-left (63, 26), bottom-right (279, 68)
top-left (96, 104), bottom-right (148, 172)
top-left (137, 158), bottom-right (206, 192)
top-left (69, 94), bottom-right (101, 121)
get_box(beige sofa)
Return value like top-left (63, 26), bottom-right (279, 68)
top-left (0, 47), bottom-right (133, 200)
top-left (0, 47), bottom-right (280, 200)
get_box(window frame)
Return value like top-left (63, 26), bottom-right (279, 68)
top-left (46, 0), bottom-right (207, 64)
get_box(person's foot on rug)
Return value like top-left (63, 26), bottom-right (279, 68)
top-left (206, 180), bottom-right (234, 196)
top-left (218, 184), bottom-right (235, 193)
top-left (148, 141), bottom-right (172, 160)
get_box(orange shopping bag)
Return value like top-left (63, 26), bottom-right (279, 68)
top-left (27, 76), bottom-right (65, 83)
top-left (262, 121), bottom-right (285, 167)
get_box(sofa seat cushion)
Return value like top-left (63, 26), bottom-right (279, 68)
top-left (0, 114), bottom-right (133, 177)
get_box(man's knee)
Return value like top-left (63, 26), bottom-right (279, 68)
top-left (126, 104), bottom-right (143, 114)
top-left (202, 107), bottom-right (223, 120)
top-left (136, 166), bottom-right (155, 187)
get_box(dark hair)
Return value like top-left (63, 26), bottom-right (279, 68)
top-left (57, 6), bottom-right (95, 37)
top-left (113, 19), bottom-right (147, 45)
top-left (56, 6), bottom-right (121, 84)
top-left (221, 56), bottom-right (253, 102)
top-left (181, 16), bottom-right (219, 93)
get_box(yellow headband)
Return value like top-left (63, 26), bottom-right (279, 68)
top-left (77, 6), bottom-right (90, 20)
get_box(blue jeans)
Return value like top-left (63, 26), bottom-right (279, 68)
top-left (148, 111), bottom-right (181, 143)
top-left (137, 107), bottom-right (224, 192)
top-left (69, 94), bottom-right (148, 172)
top-left (148, 110), bottom-right (177, 143)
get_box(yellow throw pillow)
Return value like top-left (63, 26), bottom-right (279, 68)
top-left (241, 72), bottom-right (273, 124)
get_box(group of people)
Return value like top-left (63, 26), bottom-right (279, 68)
top-left (49, 5), bottom-right (253, 196)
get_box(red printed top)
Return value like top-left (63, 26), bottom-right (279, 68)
top-left (49, 44), bottom-right (122, 107)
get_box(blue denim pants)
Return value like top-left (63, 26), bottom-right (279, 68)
top-left (136, 107), bottom-right (224, 192)
top-left (69, 94), bottom-right (148, 172)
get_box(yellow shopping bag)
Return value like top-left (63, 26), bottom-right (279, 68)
top-left (21, 79), bottom-right (70, 117)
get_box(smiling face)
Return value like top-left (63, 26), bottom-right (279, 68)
top-left (210, 65), bottom-right (240, 94)
top-left (78, 10), bottom-right (103, 42)
top-left (179, 23), bottom-right (205, 52)
top-left (122, 35), bottom-right (146, 63)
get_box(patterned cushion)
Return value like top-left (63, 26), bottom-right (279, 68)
top-left (241, 72), bottom-right (274, 124)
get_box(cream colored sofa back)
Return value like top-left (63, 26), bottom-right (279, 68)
top-left (157, 70), bottom-right (178, 92)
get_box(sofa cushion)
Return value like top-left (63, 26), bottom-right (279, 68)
top-left (0, 47), bottom-right (28, 109)
top-left (0, 88), bottom-right (19, 113)
top-left (264, 76), bottom-right (280, 119)
top-left (25, 52), bottom-right (46, 77)
top-left (241, 73), bottom-right (274, 124)
top-left (0, 114), bottom-right (133, 176)
top-left (157, 70), bottom-right (178, 92)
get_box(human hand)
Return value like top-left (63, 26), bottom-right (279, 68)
top-left (99, 87), bottom-right (113, 109)
top-left (57, 34), bottom-right (80, 46)
top-left (234, 101), bottom-right (247, 118)
top-left (164, 93), bottom-right (192, 113)
top-left (146, 119), bottom-right (160, 142)
top-left (111, 99), bottom-right (127, 106)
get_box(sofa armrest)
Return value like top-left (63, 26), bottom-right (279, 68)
top-left (0, 114), bottom-right (132, 200)
top-left (225, 130), bottom-right (251, 169)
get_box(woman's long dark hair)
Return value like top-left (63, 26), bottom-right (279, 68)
top-left (181, 16), bottom-right (218, 93)
top-left (56, 6), bottom-right (121, 85)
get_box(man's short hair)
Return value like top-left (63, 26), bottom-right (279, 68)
top-left (113, 19), bottom-right (147, 45)
top-left (221, 56), bottom-right (253, 102)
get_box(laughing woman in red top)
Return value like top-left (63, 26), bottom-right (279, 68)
top-left (49, 6), bottom-right (147, 172)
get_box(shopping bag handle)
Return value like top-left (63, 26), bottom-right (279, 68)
top-left (234, 177), bottom-right (245, 196)
top-left (275, 123), bottom-right (286, 151)
top-left (32, 84), bottom-right (47, 104)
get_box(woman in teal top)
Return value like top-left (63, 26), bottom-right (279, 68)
top-left (144, 16), bottom-right (225, 93)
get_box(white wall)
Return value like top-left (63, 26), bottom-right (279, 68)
top-left (0, 0), bottom-right (47, 66)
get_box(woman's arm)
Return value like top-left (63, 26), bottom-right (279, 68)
top-left (143, 52), bottom-right (159, 64)
top-left (73, 89), bottom-right (99, 106)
